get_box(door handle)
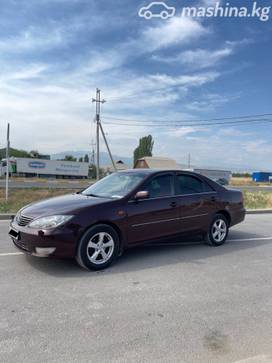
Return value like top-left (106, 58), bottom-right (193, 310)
top-left (170, 201), bottom-right (177, 208)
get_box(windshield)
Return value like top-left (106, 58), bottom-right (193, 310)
top-left (82, 172), bottom-right (145, 199)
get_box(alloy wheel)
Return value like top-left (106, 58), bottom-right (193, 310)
top-left (87, 232), bottom-right (114, 265)
top-left (212, 219), bottom-right (227, 243)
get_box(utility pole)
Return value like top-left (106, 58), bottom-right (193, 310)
top-left (5, 123), bottom-right (10, 201)
top-left (90, 139), bottom-right (95, 165)
top-left (92, 89), bottom-right (116, 180)
top-left (92, 89), bottom-right (105, 180)
top-left (99, 122), bottom-right (117, 173)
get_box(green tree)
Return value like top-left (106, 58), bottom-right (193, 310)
top-left (63, 155), bottom-right (77, 161)
top-left (0, 147), bottom-right (30, 160)
top-left (78, 157), bottom-right (83, 162)
top-left (133, 135), bottom-right (154, 165)
top-left (84, 154), bottom-right (89, 163)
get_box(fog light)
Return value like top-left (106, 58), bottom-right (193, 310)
top-left (34, 247), bottom-right (56, 257)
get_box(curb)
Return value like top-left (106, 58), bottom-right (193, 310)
top-left (0, 209), bottom-right (272, 221)
top-left (246, 209), bottom-right (272, 215)
top-left (0, 214), bottom-right (14, 220)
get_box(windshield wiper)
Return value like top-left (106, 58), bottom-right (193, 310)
top-left (84, 193), bottom-right (101, 197)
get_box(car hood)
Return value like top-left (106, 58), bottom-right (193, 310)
top-left (20, 193), bottom-right (112, 217)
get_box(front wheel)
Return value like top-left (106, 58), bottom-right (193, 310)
top-left (204, 214), bottom-right (229, 246)
top-left (76, 224), bottom-right (120, 270)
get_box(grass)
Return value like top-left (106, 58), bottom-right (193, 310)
top-left (1, 188), bottom-right (272, 213)
top-left (230, 176), bottom-right (270, 186)
top-left (0, 176), bottom-right (93, 184)
top-left (243, 191), bottom-right (272, 210)
top-left (0, 188), bottom-right (77, 213)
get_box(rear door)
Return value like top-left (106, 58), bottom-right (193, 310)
top-left (175, 173), bottom-right (217, 234)
top-left (127, 172), bottom-right (180, 245)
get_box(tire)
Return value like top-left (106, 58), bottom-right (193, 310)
top-left (204, 214), bottom-right (229, 246)
top-left (76, 224), bottom-right (120, 271)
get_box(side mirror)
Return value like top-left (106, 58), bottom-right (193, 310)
top-left (134, 190), bottom-right (149, 200)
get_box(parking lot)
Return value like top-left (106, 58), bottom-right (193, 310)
top-left (1, 214), bottom-right (272, 363)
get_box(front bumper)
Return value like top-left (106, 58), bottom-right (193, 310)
top-left (9, 220), bottom-right (78, 258)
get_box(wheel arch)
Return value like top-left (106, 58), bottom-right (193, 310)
top-left (78, 221), bottom-right (124, 256)
top-left (215, 210), bottom-right (231, 226)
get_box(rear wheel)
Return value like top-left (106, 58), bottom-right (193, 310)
top-left (204, 214), bottom-right (229, 246)
top-left (76, 224), bottom-right (120, 270)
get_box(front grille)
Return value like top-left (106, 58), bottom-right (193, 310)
top-left (17, 214), bottom-right (34, 227)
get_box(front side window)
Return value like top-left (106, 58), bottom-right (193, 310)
top-left (82, 172), bottom-right (145, 199)
top-left (176, 174), bottom-right (211, 195)
top-left (145, 174), bottom-right (173, 198)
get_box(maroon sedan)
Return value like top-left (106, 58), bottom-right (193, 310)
top-left (9, 169), bottom-right (245, 270)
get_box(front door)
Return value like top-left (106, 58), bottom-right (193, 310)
top-left (127, 173), bottom-right (179, 245)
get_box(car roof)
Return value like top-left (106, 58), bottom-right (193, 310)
top-left (118, 169), bottom-right (224, 191)
top-left (119, 169), bottom-right (196, 175)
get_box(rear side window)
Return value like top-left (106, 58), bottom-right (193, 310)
top-left (145, 174), bottom-right (173, 198)
top-left (176, 174), bottom-right (213, 195)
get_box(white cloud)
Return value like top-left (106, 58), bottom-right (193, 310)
top-left (82, 51), bottom-right (124, 74)
top-left (152, 47), bottom-right (233, 68)
top-left (148, 72), bottom-right (219, 87)
top-left (154, 130), bottom-right (272, 171)
top-left (166, 126), bottom-right (200, 137)
top-left (241, 140), bottom-right (272, 155)
top-left (177, 48), bottom-right (232, 68)
top-left (151, 37), bottom-right (252, 69)
top-left (0, 28), bottom-right (65, 53)
top-left (0, 64), bottom-right (48, 82)
top-left (139, 16), bottom-right (208, 52)
top-left (185, 92), bottom-right (237, 112)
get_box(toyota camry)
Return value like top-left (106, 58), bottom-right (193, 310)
top-left (9, 169), bottom-right (245, 270)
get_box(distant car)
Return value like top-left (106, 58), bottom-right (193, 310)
top-left (9, 170), bottom-right (245, 271)
top-left (138, 2), bottom-right (176, 19)
top-left (217, 178), bottom-right (229, 186)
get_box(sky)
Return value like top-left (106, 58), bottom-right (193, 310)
top-left (0, 0), bottom-right (271, 171)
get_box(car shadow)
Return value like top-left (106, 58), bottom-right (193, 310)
top-left (25, 230), bottom-right (272, 277)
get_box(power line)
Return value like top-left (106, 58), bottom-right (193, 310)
top-left (102, 113), bottom-right (272, 125)
top-left (102, 117), bottom-right (272, 128)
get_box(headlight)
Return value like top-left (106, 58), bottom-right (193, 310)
top-left (28, 215), bottom-right (73, 229)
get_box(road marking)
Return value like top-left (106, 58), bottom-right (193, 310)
top-left (150, 236), bottom-right (272, 247)
top-left (229, 236), bottom-right (272, 242)
top-left (0, 238), bottom-right (272, 257)
top-left (0, 252), bottom-right (24, 257)
top-left (234, 355), bottom-right (272, 363)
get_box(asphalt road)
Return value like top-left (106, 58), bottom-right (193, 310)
top-left (1, 215), bottom-right (272, 363)
top-left (1, 179), bottom-right (272, 192)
